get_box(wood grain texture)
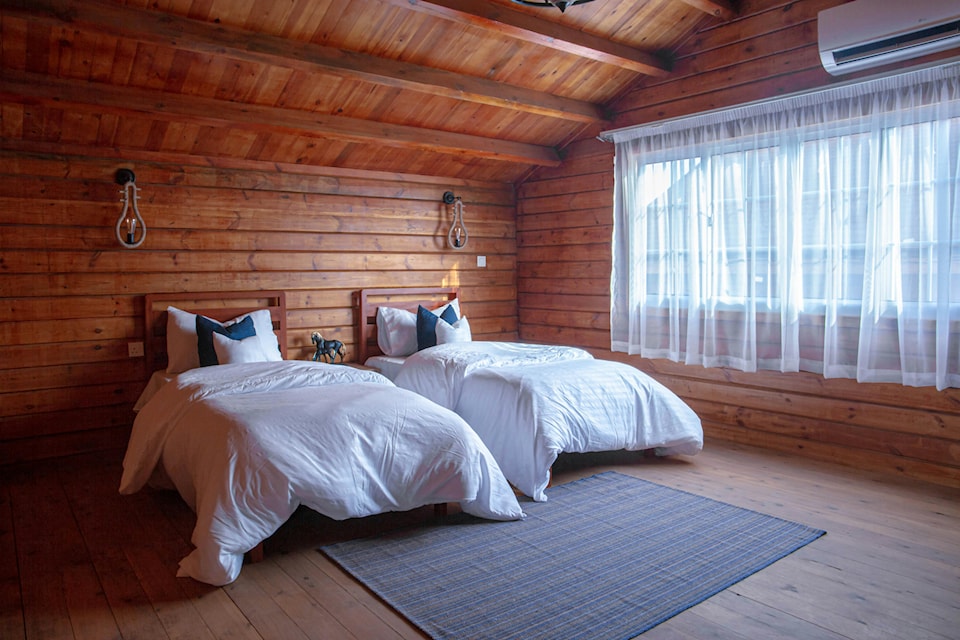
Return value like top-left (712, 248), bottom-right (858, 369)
top-left (0, 153), bottom-right (517, 462)
top-left (2, 440), bottom-right (957, 639)
top-left (13, 0), bottom-right (604, 124)
top-left (3, 0), bottom-right (958, 481)
top-left (1, 0), bottom-right (709, 183)
top-left (354, 287), bottom-right (460, 363)
top-left (516, 1), bottom-right (960, 489)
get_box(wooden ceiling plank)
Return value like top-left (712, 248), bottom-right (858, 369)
top-left (13, 0), bottom-right (604, 124)
top-left (0, 72), bottom-right (562, 166)
top-left (276, 0), bottom-right (330, 40)
top-left (244, 0), bottom-right (298, 34)
top-left (679, 0), bottom-right (738, 21)
top-left (89, 31), bottom-right (118, 84)
top-left (390, 0), bottom-right (672, 77)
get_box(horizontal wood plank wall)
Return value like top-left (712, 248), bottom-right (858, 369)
top-left (0, 152), bottom-right (517, 464)
top-left (516, 0), bottom-right (960, 489)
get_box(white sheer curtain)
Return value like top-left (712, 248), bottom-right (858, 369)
top-left (609, 63), bottom-right (960, 390)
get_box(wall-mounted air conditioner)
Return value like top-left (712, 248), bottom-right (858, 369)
top-left (818, 0), bottom-right (960, 75)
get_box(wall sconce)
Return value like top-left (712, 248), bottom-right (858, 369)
top-left (115, 168), bottom-right (146, 248)
top-left (443, 191), bottom-right (469, 250)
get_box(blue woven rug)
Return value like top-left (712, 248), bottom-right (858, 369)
top-left (321, 471), bottom-right (825, 640)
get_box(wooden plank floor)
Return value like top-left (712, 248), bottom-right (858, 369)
top-left (1, 438), bottom-right (957, 640)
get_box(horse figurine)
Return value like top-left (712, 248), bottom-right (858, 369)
top-left (311, 331), bottom-right (345, 363)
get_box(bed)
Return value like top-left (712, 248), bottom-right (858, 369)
top-left (120, 291), bottom-right (524, 586)
top-left (355, 288), bottom-right (704, 502)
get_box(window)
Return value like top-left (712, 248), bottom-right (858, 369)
top-left (608, 64), bottom-right (960, 390)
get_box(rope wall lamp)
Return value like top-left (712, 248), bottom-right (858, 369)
top-left (511, 0), bottom-right (595, 11)
top-left (115, 168), bottom-right (146, 248)
top-left (443, 191), bottom-right (469, 250)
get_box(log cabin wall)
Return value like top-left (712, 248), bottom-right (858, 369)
top-left (516, 0), bottom-right (960, 489)
top-left (0, 152), bottom-right (517, 464)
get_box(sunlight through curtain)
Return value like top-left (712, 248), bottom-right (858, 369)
top-left (608, 63), bottom-right (960, 390)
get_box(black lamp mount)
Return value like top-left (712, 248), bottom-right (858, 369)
top-left (115, 168), bottom-right (136, 185)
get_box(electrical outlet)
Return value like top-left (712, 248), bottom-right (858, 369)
top-left (477, 255), bottom-right (487, 268)
top-left (128, 341), bottom-right (144, 357)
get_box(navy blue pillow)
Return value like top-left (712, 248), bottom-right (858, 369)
top-left (196, 314), bottom-right (256, 367)
top-left (416, 304), bottom-right (458, 351)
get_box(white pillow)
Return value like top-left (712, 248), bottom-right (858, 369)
top-left (436, 315), bottom-right (472, 344)
top-left (212, 331), bottom-right (270, 364)
top-left (376, 299), bottom-right (461, 357)
top-left (227, 309), bottom-right (282, 362)
top-left (166, 306), bottom-right (202, 374)
top-left (376, 306), bottom-right (418, 357)
top-left (433, 298), bottom-right (461, 320)
top-left (165, 305), bottom-right (283, 374)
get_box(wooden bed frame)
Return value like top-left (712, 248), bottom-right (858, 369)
top-left (140, 289), bottom-right (453, 563)
top-left (143, 290), bottom-right (287, 376)
top-left (354, 286), bottom-right (566, 495)
top-left (142, 290), bottom-right (287, 563)
top-left (353, 287), bottom-right (459, 364)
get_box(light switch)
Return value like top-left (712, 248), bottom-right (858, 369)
top-left (477, 255), bottom-right (487, 268)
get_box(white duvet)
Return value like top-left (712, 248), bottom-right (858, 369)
top-left (395, 343), bottom-right (703, 502)
top-left (120, 360), bottom-right (523, 586)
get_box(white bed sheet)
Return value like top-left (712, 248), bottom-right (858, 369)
top-left (395, 343), bottom-right (703, 502)
top-left (394, 341), bottom-right (593, 409)
top-left (133, 370), bottom-right (173, 412)
top-left (120, 360), bottom-right (523, 585)
top-left (364, 354), bottom-right (407, 381)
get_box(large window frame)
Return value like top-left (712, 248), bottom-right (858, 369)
top-left (607, 63), bottom-right (960, 390)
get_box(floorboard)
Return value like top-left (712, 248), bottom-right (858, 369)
top-left (2, 439), bottom-right (957, 640)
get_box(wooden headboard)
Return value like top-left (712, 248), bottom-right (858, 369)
top-left (144, 291), bottom-right (287, 375)
top-left (353, 287), bottom-right (459, 363)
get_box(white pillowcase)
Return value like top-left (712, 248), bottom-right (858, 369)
top-left (377, 299), bottom-right (460, 357)
top-left (376, 306), bottom-right (418, 357)
top-left (212, 332), bottom-right (270, 364)
top-left (165, 305), bottom-right (282, 374)
top-left (233, 309), bottom-right (283, 363)
top-left (166, 306), bottom-right (203, 374)
top-left (433, 298), bottom-right (460, 320)
top-left (436, 315), bottom-right (472, 344)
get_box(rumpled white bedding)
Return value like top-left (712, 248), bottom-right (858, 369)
top-left (395, 341), bottom-right (594, 408)
top-left (364, 354), bottom-right (407, 381)
top-left (120, 360), bottom-right (523, 586)
top-left (395, 343), bottom-right (703, 502)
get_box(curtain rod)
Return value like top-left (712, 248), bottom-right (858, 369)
top-left (597, 56), bottom-right (960, 143)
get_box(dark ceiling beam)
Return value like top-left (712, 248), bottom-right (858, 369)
top-left (0, 72), bottom-right (563, 166)
top-left (8, 0), bottom-right (605, 125)
top-left (389, 0), bottom-right (672, 77)
top-left (679, 0), bottom-right (738, 21)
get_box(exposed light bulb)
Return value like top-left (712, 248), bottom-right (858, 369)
top-left (446, 195), bottom-right (469, 250)
top-left (114, 169), bottom-right (146, 248)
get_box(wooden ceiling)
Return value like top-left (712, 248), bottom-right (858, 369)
top-left (0, 0), bottom-right (733, 184)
